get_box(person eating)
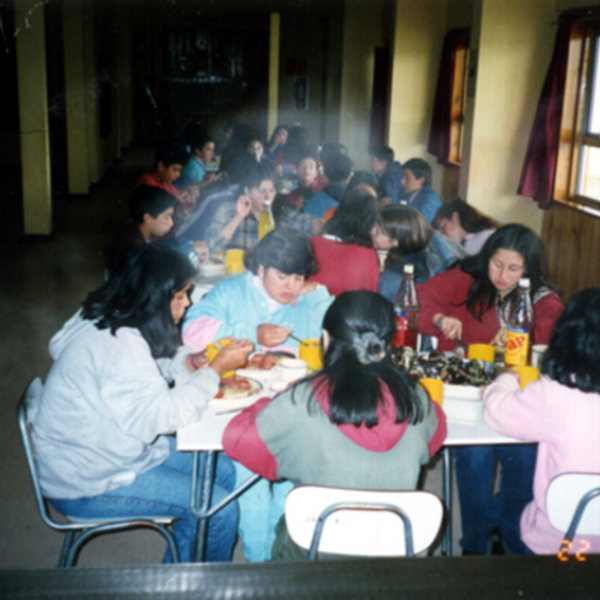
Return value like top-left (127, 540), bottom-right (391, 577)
top-left (416, 224), bottom-right (563, 555)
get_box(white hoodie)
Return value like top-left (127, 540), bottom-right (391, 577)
top-left (32, 311), bottom-right (219, 499)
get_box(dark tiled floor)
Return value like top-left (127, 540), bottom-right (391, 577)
top-left (0, 147), bottom-right (459, 569)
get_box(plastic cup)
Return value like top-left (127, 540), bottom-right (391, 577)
top-left (207, 338), bottom-right (234, 379)
top-left (279, 358), bottom-right (308, 382)
top-left (468, 344), bottom-right (495, 363)
top-left (512, 365), bottom-right (540, 389)
top-left (420, 378), bottom-right (444, 406)
top-left (299, 339), bottom-right (322, 371)
top-left (225, 249), bottom-right (244, 274)
top-left (531, 344), bottom-right (548, 370)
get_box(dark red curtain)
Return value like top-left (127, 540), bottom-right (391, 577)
top-left (517, 19), bottom-right (573, 210)
top-left (428, 29), bottom-right (469, 165)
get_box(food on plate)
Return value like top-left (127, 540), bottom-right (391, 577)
top-left (390, 347), bottom-right (498, 386)
top-left (245, 351), bottom-right (295, 371)
top-left (215, 374), bottom-right (260, 400)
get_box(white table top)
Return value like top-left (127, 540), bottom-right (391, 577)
top-left (176, 394), bottom-right (525, 453)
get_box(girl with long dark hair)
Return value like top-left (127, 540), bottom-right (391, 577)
top-left (372, 204), bottom-right (467, 303)
top-left (307, 185), bottom-right (381, 296)
top-left (223, 290), bottom-right (447, 560)
top-left (417, 224), bottom-right (564, 556)
top-left (32, 245), bottom-right (252, 563)
top-left (433, 198), bottom-right (501, 255)
top-left (483, 287), bottom-right (600, 554)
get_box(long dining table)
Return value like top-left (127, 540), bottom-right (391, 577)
top-left (176, 386), bottom-right (527, 561)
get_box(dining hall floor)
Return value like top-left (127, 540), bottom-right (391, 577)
top-left (0, 146), bottom-right (462, 569)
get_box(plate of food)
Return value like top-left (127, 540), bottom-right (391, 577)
top-left (236, 350), bottom-right (296, 382)
top-left (209, 374), bottom-right (264, 414)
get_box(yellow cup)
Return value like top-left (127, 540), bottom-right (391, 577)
top-left (420, 378), bottom-right (444, 406)
top-left (207, 338), bottom-right (234, 378)
top-left (225, 249), bottom-right (244, 274)
top-left (299, 338), bottom-right (322, 371)
top-left (512, 365), bottom-right (540, 389)
top-left (468, 343), bottom-right (495, 363)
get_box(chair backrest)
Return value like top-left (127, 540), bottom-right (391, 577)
top-left (285, 486), bottom-right (444, 557)
top-left (546, 473), bottom-right (600, 536)
top-left (17, 378), bottom-right (66, 530)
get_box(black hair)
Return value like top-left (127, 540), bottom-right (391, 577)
top-left (282, 125), bottom-right (314, 165)
top-left (220, 151), bottom-right (257, 184)
top-left (325, 186), bottom-right (378, 247)
top-left (319, 142), bottom-right (348, 164)
top-left (310, 291), bottom-right (424, 427)
top-left (244, 228), bottom-right (317, 277)
top-left (129, 186), bottom-right (178, 224)
top-left (458, 224), bottom-right (548, 320)
top-left (377, 205), bottom-right (432, 269)
top-left (433, 198), bottom-right (500, 233)
top-left (370, 145), bottom-right (395, 165)
top-left (322, 153), bottom-right (353, 183)
top-left (542, 288), bottom-right (600, 393)
top-left (152, 142), bottom-right (189, 170)
top-left (403, 158), bottom-right (432, 187)
top-left (346, 170), bottom-right (378, 193)
top-left (235, 164), bottom-right (276, 199)
top-left (82, 245), bottom-right (196, 359)
top-left (267, 124), bottom-right (288, 148)
top-left (190, 135), bottom-right (215, 154)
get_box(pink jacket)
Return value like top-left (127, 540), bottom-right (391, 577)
top-left (483, 373), bottom-right (600, 555)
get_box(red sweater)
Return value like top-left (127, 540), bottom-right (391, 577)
top-left (417, 267), bottom-right (563, 351)
top-left (308, 236), bottom-right (380, 297)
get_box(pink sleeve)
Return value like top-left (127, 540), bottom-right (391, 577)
top-left (429, 401), bottom-right (447, 457)
top-left (483, 374), bottom-right (551, 442)
top-left (182, 317), bottom-right (223, 351)
top-left (222, 397), bottom-right (280, 481)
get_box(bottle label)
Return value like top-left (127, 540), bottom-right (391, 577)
top-left (393, 311), bottom-right (406, 348)
top-left (505, 326), bottom-right (529, 366)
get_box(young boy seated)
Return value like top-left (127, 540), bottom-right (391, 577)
top-left (136, 143), bottom-right (200, 220)
top-left (283, 150), bottom-right (325, 210)
top-left (303, 153), bottom-right (353, 219)
top-left (401, 158), bottom-right (442, 224)
top-left (104, 186), bottom-right (207, 276)
top-left (175, 135), bottom-right (217, 191)
top-left (369, 145), bottom-right (403, 205)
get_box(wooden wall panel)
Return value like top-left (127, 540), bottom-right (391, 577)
top-left (541, 201), bottom-right (600, 302)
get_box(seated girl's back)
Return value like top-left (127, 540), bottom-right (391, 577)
top-left (483, 287), bottom-right (600, 555)
top-left (223, 290), bottom-right (447, 560)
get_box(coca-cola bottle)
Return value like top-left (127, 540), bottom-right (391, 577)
top-left (392, 264), bottom-right (419, 349)
top-left (505, 277), bottom-right (535, 366)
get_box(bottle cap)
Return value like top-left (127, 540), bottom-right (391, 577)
top-left (403, 264), bottom-right (414, 275)
top-left (519, 277), bottom-right (531, 287)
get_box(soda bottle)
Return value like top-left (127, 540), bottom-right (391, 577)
top-left (392, 264), bottom-right (419, 349)
top-left (505, 277), bottom-right (535, 366)
top-left (258, 199), bottom-right (276, 240)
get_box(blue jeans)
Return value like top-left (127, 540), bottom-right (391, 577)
top-left (50, 437), bottom-right (239, 563)
top-left (454, 444), bottom-right (537, 554)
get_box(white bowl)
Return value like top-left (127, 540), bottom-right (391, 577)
top-left (279, 358), bottom-right (308, 382)
top-left (442, 384), bottom-right (484, 423)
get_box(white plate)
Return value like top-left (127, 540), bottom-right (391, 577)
top-left (200, 260), bottom-right (226, 277)
top-left (209, 377), bottom-right (265, 414)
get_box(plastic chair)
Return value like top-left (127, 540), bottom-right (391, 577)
top-left (546, 473), bottom-right (600, 543)
top-left (17, 378), bottom-right (181, 567)
top-left (285, 485), bottom-right (444, 559)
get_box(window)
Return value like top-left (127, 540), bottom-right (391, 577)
top-left (428, 29), bottom-right (469, 166)
top-left (555, 18), bottom-right (600, 209)
top-left (576, 32), bottom-right (600, 201)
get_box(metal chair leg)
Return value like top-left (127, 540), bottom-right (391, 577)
top-left (58, 530), bottom-right (75, 568)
